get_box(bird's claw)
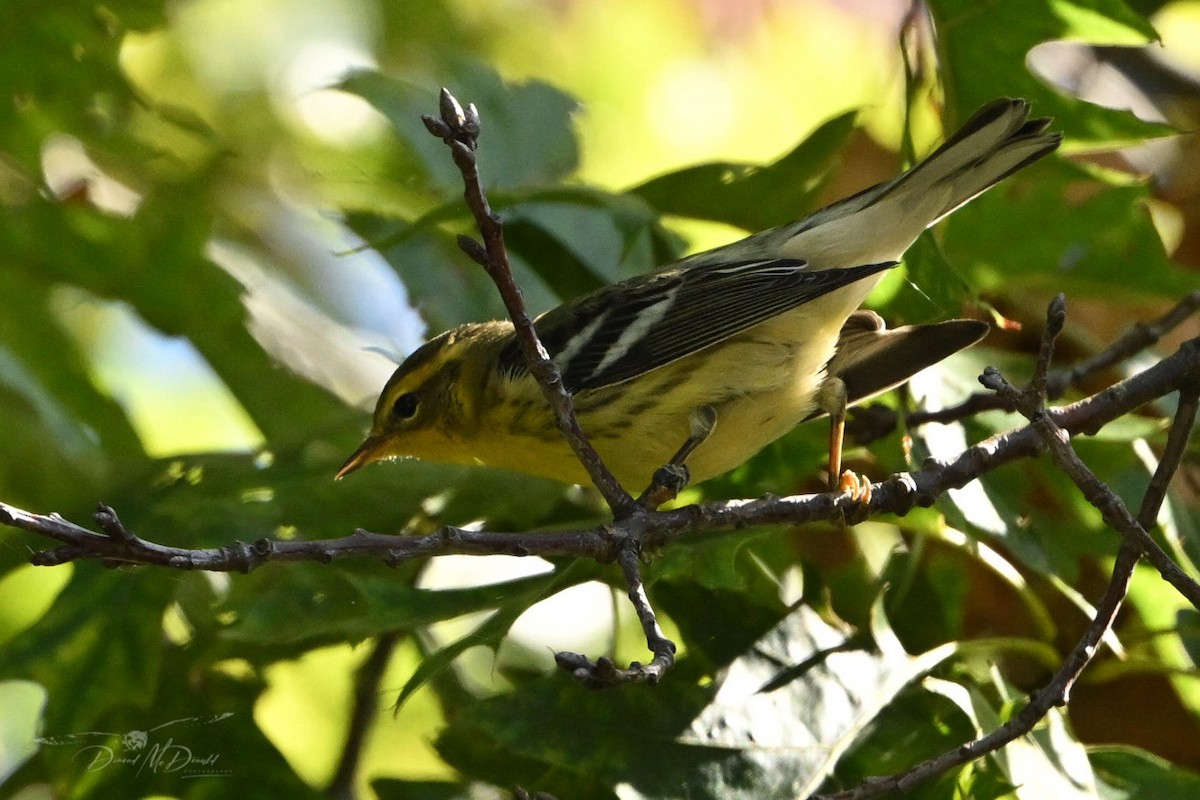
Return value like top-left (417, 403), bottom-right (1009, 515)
top-left (836, 470), bottom-right (872, 524)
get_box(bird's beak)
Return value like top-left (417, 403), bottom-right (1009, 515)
top-left (335, 435), bottom-right (385, 480)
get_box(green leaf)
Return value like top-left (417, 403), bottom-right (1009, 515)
top-left (1091, 745), bottom-right (1200, 799)
top-left (0, 680), bottom-right (44, 785)
top-left (630, 111), bottom-right (857, 230)
top-left (373, 780), bottom-right (481, 800)
top-left (924, 677), bottom-right (1102, 799)
top-left (342, 63), bottom-right (580, 192)
top-left (0, 0), bottom-right (166, 170)
top-left (927, 0), bottom-right (1161, 143)
top-left (348, 184), bottom-right (676, 332)
top-left (393, 559), bottom-right (597, 711)
top-left (0, 190), bottom-right (345, 447)
top-left (435, 604), bottom-right (956, 798)
top-left (0, 269), bottom-right (147, 508)
top-left (893, 229), bottom-right (980, 319)
top-left (504, 194), bottom-right (672, 300)
top-left (827, 683), bottom-right (978, 798)
top-left (943, 160), bottom-right (1194, 302)
top-left (651, 532), bottom-right (792, 668)
top-left (0, 567), bottom-right (175, 735)
top-left (24, 643), bottom-right (318, 799)
top-left (218, 565), bottom-right (569, 648)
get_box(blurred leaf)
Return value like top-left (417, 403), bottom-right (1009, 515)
top-left (1091, 745), bottom-right (1200, 799)
top-left (943, 160), bottom-right (1194, 302)
top-left (394, 559), bottom-right (597, 710)
top-left (962, 447), bottom-right (1118, 582)
top-left (374, 780), bottom-right (480, 800)
top-left (21, 643), bottom-right (318, 799)
top-left (894, 228), bottom-right (981, 319)
top-left (349, 184), bottom-right (676, 334)
top-left (630, 111), bottom-right (857, 230)
top-left (0, 272), bottom-right (146, 509)
top-left (652, 532), bottom-right (792, 668)
top-left (505, 217), bottom-right (610, 298)
top-left (435, 669), bottom-right (714, 799)
top-left (345, 215), bottom-right (514, 331)
top-left (0, 567), bottom-right (174, 735)
top-left (652, 529), bottom-right (774, 592)
top-left (925, 677), bottom-right (1101, 799)
top-left (0, 191), bottom-right (345, 445)
top-left (342, 63), bottom-right (580, 192)
top-left (928, 0), bottom-right (1162, 142)
top-left (504, 193), bottom-right (673, 298)
top-left (218, 565), bottom-right (571, 648)
top-left (0, 0), bottom-right (166, 169)
top-left (2, 1), bottom-right (1199, 797)
top-left (827, 683), bottom-right (979, 799)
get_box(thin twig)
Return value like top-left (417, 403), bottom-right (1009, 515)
top-left (976, 300), bottom-right (1200, 606)
top-left (907, 289), bottom-right (1200, 428)
top-left (1030, 293), bottom-right (1066, 399)
top-left (1141, 375), bottom-right (1200, 528)
top-left (1045, 289), bottom-right (1200, 400)
top-left (4, 328), bottom-right (1199, 783)
top-left (327, 632), bottom-right (400, 800)
top-left (2, 83), bottom-right (1195, 800)
top-left (555, 545), bottom-right (676, 687)
top-left (617, 546), bottom-right (677, 678)
top-left (421, 88), bottom-right (635, 516)
top-left (902, 391), bottom-right (1008, 427)
top-left (421, 88), bottom-right (686, 682)
top-left (815, 542), bottom-right (1141, 800)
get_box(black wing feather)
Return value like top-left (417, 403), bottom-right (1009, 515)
top-left (500, 258), bottom-right (896, 393)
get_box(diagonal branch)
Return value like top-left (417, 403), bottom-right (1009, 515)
top-left (327, 632), bottom-right (400, 800)
top-left (814, 296), bottom-right (1200, 800)
top-left (980, 298), bottom-right (1200, 609)
top-left (421, 89), bottom-right (635, 517)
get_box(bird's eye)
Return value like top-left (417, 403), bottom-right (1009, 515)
top-left (391, 392), bottom-right (420, 420)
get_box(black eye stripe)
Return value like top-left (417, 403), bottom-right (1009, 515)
top-left (391, 392), bottom-right (419, 420)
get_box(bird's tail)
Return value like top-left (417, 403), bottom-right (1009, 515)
top-left (895, 97), bottom-right (1061, 225)
top-left (779, 98), bottom-right (1061, 267)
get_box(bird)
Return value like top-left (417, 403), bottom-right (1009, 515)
top-left (336, 98), bottom-right (1060, 492)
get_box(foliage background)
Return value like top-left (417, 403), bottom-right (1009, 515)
top-left (2, 0), bottom-right (1200, 798)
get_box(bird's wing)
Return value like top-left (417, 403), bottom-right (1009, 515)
top-left (500, 258), bottom-right (896, 392)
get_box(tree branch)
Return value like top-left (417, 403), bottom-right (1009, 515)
top-left (5, 333), bottom-right (1198, 573)
top-left (2, 91), bottom-right (1198, 796)
top-left (421, 88), bottom-right (635, 517)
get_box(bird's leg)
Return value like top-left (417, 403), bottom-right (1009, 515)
top-left (820, 377), bottom-right (872, 505)
top-left (672, 405), bottom-right (718, 467)
top-left (826, 378), bottom-right (847, 492)
top-left (637, 405), bottom-right (718, 509)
